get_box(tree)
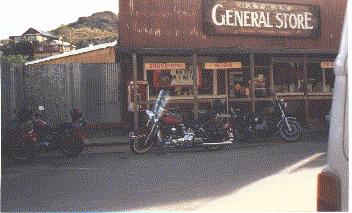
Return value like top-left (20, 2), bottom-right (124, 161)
top-left (1, 41), bottom-right (35, 59)
top-left (0, 54), bottom-right (29, 64)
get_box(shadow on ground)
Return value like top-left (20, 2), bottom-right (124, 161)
top-left (2, 134), bottom-right (328, 211)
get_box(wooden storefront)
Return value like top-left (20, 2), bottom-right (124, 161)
top-left (118, 0), bottom-right (346, 129)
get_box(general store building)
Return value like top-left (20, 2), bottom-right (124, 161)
top-left (118, 0), bottom-right (346, 128)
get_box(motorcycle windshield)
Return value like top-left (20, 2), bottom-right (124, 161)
top-left (153, 89), bottom-right (169, 119)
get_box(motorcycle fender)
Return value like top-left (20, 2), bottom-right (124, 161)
top-left (277, 117), bottom-right (297, 130)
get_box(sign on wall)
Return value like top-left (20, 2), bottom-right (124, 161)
top-left (203, 0), bottom-right (320, 38)
top-left (320, 61), bottom-right (335, 69)
top-left (204, 62), bottom-right (242, 69)
top-left (145, 63), bottom-right (186, 70)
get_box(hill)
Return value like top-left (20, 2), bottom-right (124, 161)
top-left (51, 11), bottom-right (119, 48)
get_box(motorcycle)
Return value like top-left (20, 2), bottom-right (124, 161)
top-left (129, 90), bottom-right (234, 154)
top-left (5, 106), bottom-right (87, 161)
top-left (230, 95), bottom-right (302, 142)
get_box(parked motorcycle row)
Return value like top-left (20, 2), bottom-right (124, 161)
top-left (4, 90), bottom-right (303, 162)
top-left (129, 89), bottom-right (303, 154)
top-left (3, 106), bottom-right (87, 162)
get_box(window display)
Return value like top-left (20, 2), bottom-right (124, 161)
top-left (146, 63), bottom-right (200, 97)
top-left (253, 68), bottom-right (270, 97)
top-left (325, 68), bottom-right (335, 92)
top-left (229, 70), bottom-right (250, 98)
top-left (199, 69), bottom-right (213, 95)
top-left (307, 62), bottom-right (334, 93)
top-left (274, 62), bottom-right (304, 94)
top-left (307, 63), bottom-right (323, 93)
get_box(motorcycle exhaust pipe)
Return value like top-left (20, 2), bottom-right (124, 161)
top-left (202, 140), bottom-right (233, 146)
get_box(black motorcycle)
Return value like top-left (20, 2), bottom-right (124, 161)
top-left (129, 90), bottom-right (234, 154)
top-left (5, 106), bottom-right (87, 161)
top-left (230, 96), bottom-right (302, 142)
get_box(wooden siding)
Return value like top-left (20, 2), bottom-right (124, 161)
top-left (119, 0), bottom-right (346, 51)
top-left (31, 47), bottom-right (116, 65)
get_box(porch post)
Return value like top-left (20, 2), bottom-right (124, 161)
top-left (132, 52), bottom-right (139, 131)
top-left (303, 54), bottom-right (309, 123)
top-left (250, 53), bottom-right (255, 113)
top-left (225, 69), bottom-right (229, 113)
top-left (192, 52), bottom-right (199, 120)
top-left (322, 68), bottom-right (327, 92)
top-left (269, 56), bottom-right (274, 94)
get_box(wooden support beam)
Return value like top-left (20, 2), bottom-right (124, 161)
top-left (322, 68), bottom-right (327, 92)
top-left (269, 56), bottom-right (274, 94)
top-left (250, 53), bottom-right (255, 113)
top-left (192, 52), bottom-right (199, 120)
top-left (213, 69), bottom-right (218, 95)
top-left (225, 70), bottom-right (229, 113)
top-left (303, 55), bottom-right (310, 123)
top-left (133, 53), bottom-right (139, 131)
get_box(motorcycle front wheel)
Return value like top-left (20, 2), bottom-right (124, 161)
top-left (279, 120), bottom-right (302, 142)
top-left (130, 127), bottom-right (155, 154)
top-left (60, 133), bottom-right (84, 157)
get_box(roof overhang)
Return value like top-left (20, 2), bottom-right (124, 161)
top-left (117, 47), bottom-right (338, 56)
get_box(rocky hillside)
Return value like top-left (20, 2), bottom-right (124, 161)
top-left (51, 11), bottom-right (119, 48)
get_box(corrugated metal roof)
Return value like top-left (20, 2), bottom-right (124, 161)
top-left (25, 40), bottom-right (117, 65)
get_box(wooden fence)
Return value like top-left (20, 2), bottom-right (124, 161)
top-left (1, 63), bottom-right (25, 131)
top-left (1, 63), bottom-right (122, 132)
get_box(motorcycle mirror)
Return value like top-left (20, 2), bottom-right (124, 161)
top-left (38, 106), bottom-right (45, 111)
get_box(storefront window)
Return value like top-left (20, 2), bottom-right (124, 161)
top-left (217, 71), bottom-right (226, 95)
top-left (307, 62), bottom-right (334, 93)
top-left (228, 69), bottom-right (250, 98)
top-left (199, 69), bottom-right (213, 95)
top-left (254, 68), bottom-right (270, 97)
top-left (325, 68), bottom-right (335, 92)
top-left (146, 69), bottom-right (195, 97)
top-left (274, 62), bottom-right (304, 94)
top-left (145, 63), bottom-right (196, 97)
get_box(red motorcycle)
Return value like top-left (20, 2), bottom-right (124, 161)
top-left (129, 90), bottom-right (234, 154)
top-left (5, 106), bottom-right (87, 161)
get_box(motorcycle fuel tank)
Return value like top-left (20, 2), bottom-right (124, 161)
top-left (161, 113), bottom-right (182, 125)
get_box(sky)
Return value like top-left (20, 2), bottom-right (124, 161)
top-left (0, 0), bottom-right (119, 40)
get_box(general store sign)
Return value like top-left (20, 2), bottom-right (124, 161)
top-left (204, 62), bottom-right (242, 69)
top-left (203, 0), bottom-right (320, 37)
top-left (145, 63), bottom-right (186, 70)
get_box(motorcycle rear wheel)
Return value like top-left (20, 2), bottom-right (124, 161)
top-left (280, 120), bottom-right (302, 142)
top-left (60, 134), bottom-right (84, 157)
top-left (130, 128), bottom-right (155, 154)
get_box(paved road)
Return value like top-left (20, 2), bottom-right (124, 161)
top-left (2, 134), bottom-right (327, 212)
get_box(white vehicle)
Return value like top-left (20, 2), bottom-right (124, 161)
top-left (316, 3), bottom-right (349, 211)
